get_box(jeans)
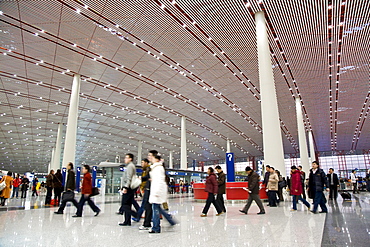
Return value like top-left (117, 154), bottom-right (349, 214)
top-left (11, 187), bottom-right (19, 198)
top-left (152, 203), bottom-right (175, 232)
top-left (136, 196), bottom-right (148, 220)
top-left (242, 193), bottom-right (265, 213)
top-left (57, 197), bottom-right (79, 213)
top-left (76, 194), bottom-right (100, 216)
top-left (267, 190), bottom-right (278, 206)
top-left (312, 191), bottom-right (328, 212)
top-left (202, 193), bottom-right (222, 214)
top-left (292, 195), bottom-right (310, 210)
top-left (216, 194), bottom-right (226, 212)
top-left (45, 186), bottom-right (53, 204)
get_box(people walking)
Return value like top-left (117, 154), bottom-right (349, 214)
top-left (45, 170), bottom-right (54, 206)
top-left (298, 166), bottom-right (307, 199)
top-left (118, 153), bottom-right (138, 226)
top-left (350, 170), bottom-right (359, 194)
top-left (148, 155), bottom-right (176, 233)
top-left (0, 171), bottom-right (13, 206)
top-left (308, 161), bottom-right (329, 213)
top-left (53, 169), bottom-right (63, 206)
top-left (276, 170), bottom-right (285, 202)
top-left (215, 165), bottom-right (226, 213)
top-left (11, 174), bottom-right (21, 198)
top-left (240, 167), bottom-right (265, 215)
top-left (73, 165), bottom-right (100, 217)
top-left (267, 167), bottom-right (279, 207)
top-left (20, 175), bottom-right (30, 198)
top-left (32, 177), bottom-right (39, 196)
top-left (54, 163), bottom-right (79, 214)
top-left (133, 158), bottom-right (153, 231)
top-left (327, 168), bottom-right (339, 200)
top-left (200, 167), bottom-right (223, 217)
top-left (366, 170), bottom-right (370, 192)
top-left (290, 166), bottom-right (310, 211)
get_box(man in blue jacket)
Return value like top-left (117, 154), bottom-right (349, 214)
top-left (308, 161), bottom-right (329, 213)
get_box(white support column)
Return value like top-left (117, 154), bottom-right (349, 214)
top-left (62, 74), bottom-right (81, 167)
top-left (308, 130), bottom-right (316, 163)
top-left (226, 139), bottom-right (231, 153)
top-left (296, 98), bottom-right (310, 172)
top-left (52, 123), bottom-right (63, 171)
top-left (137, 141), bottom-right (142, 165)
top-left (49, 148), bottom-right (55, 172)
top-left (255, 11), bottom-right (286, 175)
top-left (180, 116), bottom-right (187, 170)
top-left (169, 151), bottom-right (173, 169)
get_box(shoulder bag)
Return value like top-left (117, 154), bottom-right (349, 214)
top-left (130, 175), bottom-right (141, 189)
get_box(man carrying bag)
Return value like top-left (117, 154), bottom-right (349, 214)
top-left (54, 162), bottom-right (79, 214)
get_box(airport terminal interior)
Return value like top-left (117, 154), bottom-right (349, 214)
top-left (0, 0), bottom-right (369, 246)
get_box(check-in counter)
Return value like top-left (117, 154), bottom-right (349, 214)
top-left (193, 182), bottom-right (268, 200)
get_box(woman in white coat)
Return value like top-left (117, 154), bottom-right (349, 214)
top-left (149, 155), bottom-right (176, 233)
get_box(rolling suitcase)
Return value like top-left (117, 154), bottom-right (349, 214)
top-left (340, 192), bottom-right (351, 200)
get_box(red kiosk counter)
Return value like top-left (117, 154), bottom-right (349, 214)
top-left (193, 182), bottom-right (268, 200)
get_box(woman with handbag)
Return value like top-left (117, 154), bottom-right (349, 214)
top-left (73, 165), bottom-right (100, 217)
top-left (45, 170), bottom-right (54, 206)
top-left (53, 169), bottom-right (63, 206)
top-left (148, 155), bottom-right (176, 233)
top-left (55, 163), bottom-right (79, 214)
top-left (0, 171), bottom-right (13, 206)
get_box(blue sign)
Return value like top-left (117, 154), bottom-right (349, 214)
top-left (92, 166), bottom-right (97, 187)
top-left (76, 167), bottom-right (81, 192)
top-left (96, 178), bottom-right (102, 188)
top-left (62, 167), bottom-right (67, 187)
top-left (226, 152), bottom-right (235, 182)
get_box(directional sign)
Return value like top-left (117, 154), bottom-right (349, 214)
top-left (226, 152), bottom-right (235, 182)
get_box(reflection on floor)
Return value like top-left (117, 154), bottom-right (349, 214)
top-left (322, 192), bottom-right (370, 246)
top-left (1, 192), bottom-right (367, 246)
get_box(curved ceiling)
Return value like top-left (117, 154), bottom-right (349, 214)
top-left (0, 0), bottom-right (369, 173)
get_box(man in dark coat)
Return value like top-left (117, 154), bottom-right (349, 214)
top-left (298, 165), bottom-right (306, 199)
top-left (308, 161), bottom-right (329, 213)
top-left (20, 175), bottom-right (30, 198)
top-left (215, 165), bottom-right (226, 213)
top-left (54, 162), bottom-right (79, 214)
top-left (327, 168), bottom-right (339, 200)
top-left (240, 167), bottom-right (265, 215)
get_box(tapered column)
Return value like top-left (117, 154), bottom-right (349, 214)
top-left (227, 139), bottom-right (231, 153)
top-left (169, 151), bottom-right (173, 169)
top-left (62, 74), bottom-right (81, 167)
top-left (296, 98), bottom-right (310, 172)
top-left (308, 130), bottom-right (316, 162)
top-left (50, 148), bottom-right (55, 172)
top-left (51, 123), bottom-right (63, 171)
top-left (180, 116), bottom-right (187, 170)
top-left (255, 11), bottom-right (286, 175)
top-left (137, 141), bottom-right (142, 165)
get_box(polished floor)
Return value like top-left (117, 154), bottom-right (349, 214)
top-left (0, 191), bottom-right (369, 247)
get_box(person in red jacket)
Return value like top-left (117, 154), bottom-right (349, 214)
top-left (11, 174), bottom-right (22, 198)
top-left (200, 167), bottom-right (224, 217)
top-left (73, 165), bottom-right (100, 217)
top-left (290, 166), bottom-right (310, 211)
